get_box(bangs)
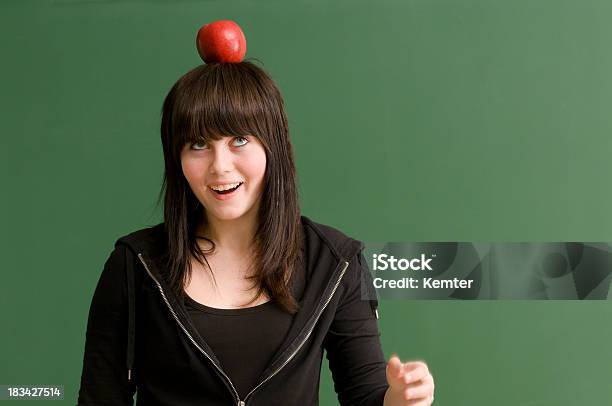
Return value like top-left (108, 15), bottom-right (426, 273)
top-left (169, 63), bottom-right (271, 150)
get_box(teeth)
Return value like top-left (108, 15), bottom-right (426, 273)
top-left (210, 182), bottom-right (242, 191)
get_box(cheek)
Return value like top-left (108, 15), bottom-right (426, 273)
top-left (181, 158), bottom-right (206, 183)
top-left (246, 153), bottom-right (267, 183)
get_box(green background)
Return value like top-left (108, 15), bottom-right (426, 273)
top-left (2, 0), bottom-right (611, 405)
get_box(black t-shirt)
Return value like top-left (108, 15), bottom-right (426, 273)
top-left (183, 294), bottom-right (294, 399)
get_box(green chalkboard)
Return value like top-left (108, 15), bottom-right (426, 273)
top-left (1, 0), bottom-right (611, 404)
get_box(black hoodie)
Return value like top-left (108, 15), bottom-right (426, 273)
top-left (77, 215), bottom-right (389, 405)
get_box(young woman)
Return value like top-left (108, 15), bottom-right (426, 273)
top-left (77, 61), bottom-right (435, 405)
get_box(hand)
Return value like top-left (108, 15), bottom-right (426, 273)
top-left (383, 354), bottom-right (435, 406)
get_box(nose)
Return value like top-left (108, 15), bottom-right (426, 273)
top-left (209, 144), bottom-right (234, 175)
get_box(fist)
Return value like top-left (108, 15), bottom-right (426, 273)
top-left (384, 354), bottom-right (435, 406)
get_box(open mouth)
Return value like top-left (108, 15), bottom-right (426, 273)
top-left (210, 182), bottom-right (243, 195)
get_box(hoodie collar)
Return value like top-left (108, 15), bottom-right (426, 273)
top-left (118, 215), bottom-right (364, 285)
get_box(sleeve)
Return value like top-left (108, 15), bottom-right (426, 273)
top-left (77, 243), bottom-right (136, 405)
top-left (323, 251), bottom-right (389, 406)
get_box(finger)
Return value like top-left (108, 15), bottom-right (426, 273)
top-left (402, 360), bottom-right (429, 374)
top-left (406, 397), bottom-right (432, 406)
top-left (425, 373), bottom-right (435, 392)
top-left (403, 363), bottom-right (431, 384)
top-left (403, 380), bottom-right (434, 400)
top-left (386, 354), bottom-right (404, 383)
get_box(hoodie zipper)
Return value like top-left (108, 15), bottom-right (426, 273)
top-left (241, 260), bottom-right (350, 405)
top-left (137, 253), bottom-right (242, 405)
top-left (137, 252), bottom-right (349, 406)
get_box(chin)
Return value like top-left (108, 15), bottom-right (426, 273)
top-left (207, 208), bottom-right (249, 221)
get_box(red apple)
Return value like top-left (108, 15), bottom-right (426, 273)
top-left (196, 20), bottom-right (247, 63)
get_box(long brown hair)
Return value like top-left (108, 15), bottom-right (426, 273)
top-left (156, 60), bottom-right (302, 314)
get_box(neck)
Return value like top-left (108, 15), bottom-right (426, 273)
top-left (199, 211), bottom-right (258, 253)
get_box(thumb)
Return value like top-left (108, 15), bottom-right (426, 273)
top-left (386, 354), bottom-right (404, 387)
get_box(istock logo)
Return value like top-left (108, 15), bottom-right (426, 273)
top-left (372, 253), bottom-right (435, 271)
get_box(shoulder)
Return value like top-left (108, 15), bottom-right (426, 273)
top-left (300, 216), bottom-right (377, 310)
top-left (96, 223), bottom-right (166, 286)
top-left (94, 224), bottom-right (165, 296)
top-left (300, 215), bottom-right (364, 261)
top-left (114, 223), bottom-right (166, 256)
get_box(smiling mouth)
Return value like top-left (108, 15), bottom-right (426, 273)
top-left (209, 182), bottom-right (243, 195)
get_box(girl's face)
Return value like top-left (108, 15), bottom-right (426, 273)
top-left (181, 135), bottom-right (267, 223)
